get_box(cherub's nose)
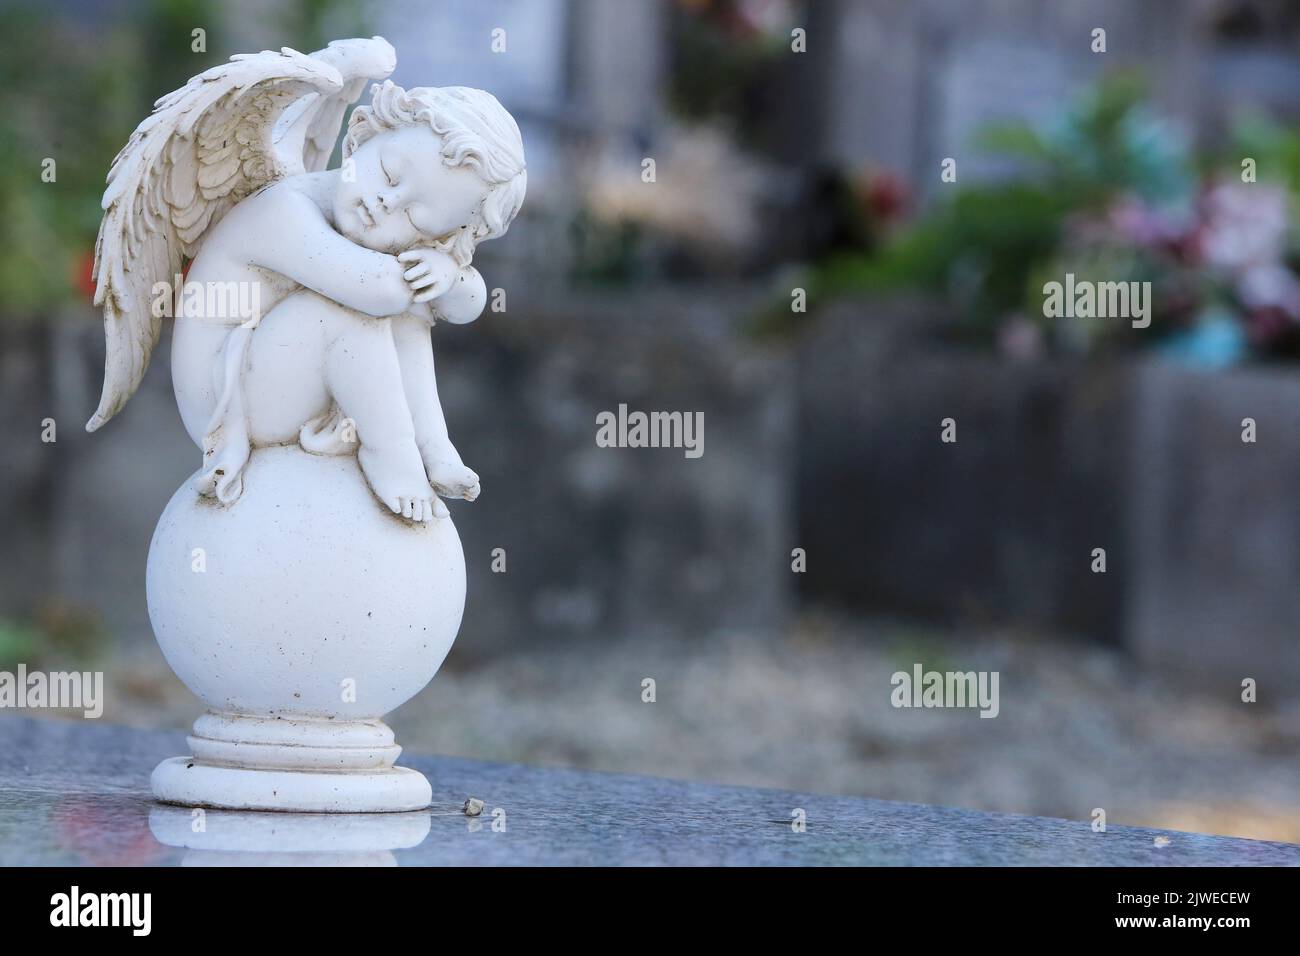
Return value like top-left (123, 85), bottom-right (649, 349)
top-left (376, 189), bottom-right (395, 211)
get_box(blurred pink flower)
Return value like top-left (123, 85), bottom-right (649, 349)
top-left (1199, 180), bottom-right (1289, 272)
top-left (1108, 197), bottom-right (1190, 248)
top-left (1238, 263), bottom-right (1300, 320)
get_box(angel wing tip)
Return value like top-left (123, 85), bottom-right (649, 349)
top-left (85, 414), bottom-right (107, 433)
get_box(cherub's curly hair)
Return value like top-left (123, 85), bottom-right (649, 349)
top-left (344, 81), bottom-right (527, 266)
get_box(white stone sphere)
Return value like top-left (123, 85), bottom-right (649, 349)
top-left (146, 445), bottom-right (466, 721)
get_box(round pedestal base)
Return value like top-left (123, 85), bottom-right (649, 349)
top-left (151, 757), bottom-right (432, 813)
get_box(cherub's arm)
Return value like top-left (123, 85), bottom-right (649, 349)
top-left (250, 187), bottom-right (412, 317)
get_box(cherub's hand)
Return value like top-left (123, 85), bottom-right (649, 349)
top-left (398, 248), bottom-right (459, 303)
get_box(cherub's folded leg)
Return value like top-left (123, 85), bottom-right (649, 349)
top-left (392, 315), bottom-right (480, 502)
top-left (323, 308), bottom-right (437, 522)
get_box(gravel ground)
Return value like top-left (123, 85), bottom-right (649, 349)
top-left (93, 609), bottom-right (1300, 843)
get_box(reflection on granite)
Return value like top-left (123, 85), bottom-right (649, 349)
top-left (2, 716), bottom-right (1297, 866)
top-left (148, 805), bottom-right (431, 866)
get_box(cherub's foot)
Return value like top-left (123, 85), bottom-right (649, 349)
top-left (421, 447), bottom-right (480, 502)
top-left (359, 443), bottom-right (440, 522)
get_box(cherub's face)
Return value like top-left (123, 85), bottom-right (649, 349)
top-left (333, 126), bottom-right (493, 253)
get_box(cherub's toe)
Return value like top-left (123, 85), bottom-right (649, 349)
top-left (433, 497), bottom-right (450, 519)
top-left (401, 498), bottom-right (414, 519)
top-left (384, 496), bottom-right (401, 514)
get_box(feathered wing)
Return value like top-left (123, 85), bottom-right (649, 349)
top-left (87, 37), bottom-right (396, 432)
top-left (296, 38), bottom-right (398, 172)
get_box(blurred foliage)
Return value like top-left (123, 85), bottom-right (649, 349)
top-left (0, 602), bottom-right (106, 669)
top-left (0, 620), bottom-right (41, 669)
top-left (0, 0), bottom-right (369, 322)
top-left (975, 73), bottom-right (1192, 208)
top-left (0, 4), bottom-right (142, 317)
top-left (808, 184), bottom-right (1073, 338)
top-left (809, 75), bottom-right (1181, 334)
top-left (568, 213), bottom-right (649, 284)
top-left (1223, 115), bottom-right (1300, 205)
top-left (277, 0), bottom-right (370, 53)
top-left (794, 74), bottom-right (1300, 364)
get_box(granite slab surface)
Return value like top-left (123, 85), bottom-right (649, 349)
top-left (1, 716), bottom-right (1296, 866)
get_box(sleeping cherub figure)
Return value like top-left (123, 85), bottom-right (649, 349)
top-left (86, 38), bottom-right (527, 522)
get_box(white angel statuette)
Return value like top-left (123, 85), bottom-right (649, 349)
top-left (88, 37), bottom-right (527, 522)
top-left (87, 38), bottom-right (525, 814)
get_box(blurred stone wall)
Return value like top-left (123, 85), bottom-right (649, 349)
top-left (798, 300), bottom-right (1300, 693)
top-left (0, 325), bottom-right (60, 623)
top-left (7, 293), bottom-right (1297, 692)
top-left (0, 288), bottom-right (795, 658)
top-left (796, 301), bottom-right (1129, 639)
top-left (1129, 362), bottom-right (1300, 692)
top-left (431, 287), bottom-right (795, 658)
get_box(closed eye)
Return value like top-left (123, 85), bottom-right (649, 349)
top-left (380, 156), bottom-right (397, 187)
